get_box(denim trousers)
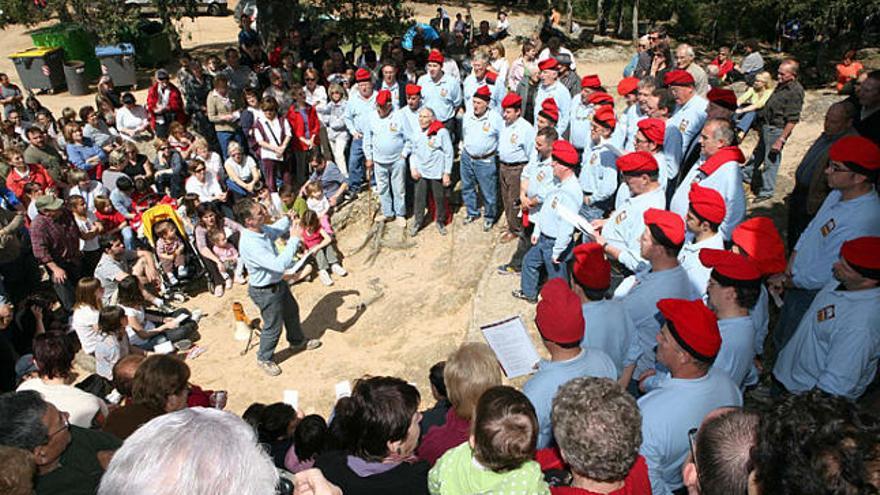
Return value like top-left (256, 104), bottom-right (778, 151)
top-left (216, 130), bottom-right (244, 162)
top-left (374, 158), bottom-right (406, 218)
top-left (347, 138), bottom-right (366, 191)
top-left (734, 111), bottom-right (757, 135)
top-left (520, 234), bottom-right (573, 299)
top-left (248, 282), bottom-right (306, 362)
top-left (460, 152), bottom-right (498, 220)
top-left (742, 125), bottom-right (783, 197)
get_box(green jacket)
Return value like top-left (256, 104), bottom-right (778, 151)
top-left (428, 442), bottom-right (550, 495)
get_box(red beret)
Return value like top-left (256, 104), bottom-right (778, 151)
top-left (375, 89), bottom-right (392, 106)
top-left (707, 87), bottom-right (737, 111)
top-left (551, 139), bottom-right (579, 167)
top-left (699, 248), bottom-right (762, 287)
top-left (829, 136), bottom-right (880, 173)
top-left (644, 207), bottom-right (685, 246)
top-left (474, 85), bottom-right (491, 102)
top-left (581, 74), bottom-right (602, 89)
top-left (688, 182), bottom-right (726, 224)
top-left (616, 151), bottom-right (658, 174)
top-left (501, 93), bottom-right (523, 109)
top-left (657, 299), bottom-right (721, 361)
top-left (731, 217), bottom-right (786, 276)
top-left (427, 49), bottom-right (444, 64)
top-left (539, 98), bottom-right (560, 123)
top-left (841, 236), bottom-right (880, 279)
top-left (572, 243), bottom-right (610, 290)
top-left (592, 105), bottom-right (616, 129)
top-left (405, 84), bottom-right (421, 96)
top-left (538, 58), bottom-right (559, 71)
top-left (664, 69), bottom-right (695, 86)
top-left (355, 68), bottom-right (371, 83)
top-left (588, 92), bottom-right (615, 106)
top-left (637, 118), bottom-right (666, 144)
top-left (617, 77), bottom-right (640, 96)
top-left (536, 278), bottom-right (584, 345)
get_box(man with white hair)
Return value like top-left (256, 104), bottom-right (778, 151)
top-left (675, 44), bottom-right (708, 96)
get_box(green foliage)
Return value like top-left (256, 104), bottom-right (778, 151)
top-left (325, 0), bottom-right (413, 47)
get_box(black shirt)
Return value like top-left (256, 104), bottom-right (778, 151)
top-left (761, 80), bottom-right (805, 127)
top-left (315, 450), bottom-right (430, 495)
top-left (35, 426), bottom-right (122, 495)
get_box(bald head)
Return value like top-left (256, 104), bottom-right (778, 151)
top-left (823, 101), bottom-right (855, 136)
top-left (777, 59), bottom-right (799, 84)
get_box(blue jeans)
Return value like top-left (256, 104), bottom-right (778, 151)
top-left (347, 138), bottom-right (366, 192)
top-left (121, 226), bottom-right (136, 251)
top-left (742, 125), bottom-right (783, 197)
top-left (216, 130), bottom-right (244, 162)
top-left (374, 158), bottom-right (407, 218)
top-left (520, 234), bottom-right (574, 299)
top-left (460, 152), bottom-right (498, 220)
top-left (734, 111), bottom-right (757, 135)
top-left (248, 282), bottom-right (306, 363)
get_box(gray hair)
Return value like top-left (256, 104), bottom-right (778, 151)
top-left (418, 107), bottom-right (435, 118)
top-left (677, 44), bottom-right (695, 58)
top-left (472, 49), bottom-right (490, 64)
top-left (696, 409), bottom-right (759, 495)
top-left (0, 391), bottom-right (50, 450)
top-left (98, 408), bottom-right (278, 495)
top-left (708, 118), bottom-right (735, 146)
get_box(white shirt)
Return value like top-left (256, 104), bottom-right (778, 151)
top-left (115, 105), bottom-right (150, 133)
top-left (186, 173), bottom-right (223, 202)
top-left (677, 232), bottom-right (725, 298)
top-left (18, 378), bottom-right (108, 428)
top-left (69, 181), bottom-right (108, 213)
top-left (71, 305), bottom-right (101, 354)
top-left (73, 211), bottom-right (101, 252)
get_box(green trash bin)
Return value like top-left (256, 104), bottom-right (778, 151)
top-left (30, 24), bottom-right (100, 77)
top-left (8, 47), bottom-right (66, 94)
top-left (133, 21), bottom-right (172, 68)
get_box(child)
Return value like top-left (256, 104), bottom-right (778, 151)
top-left (300, 209), bottom-right (346, 286)
top-left (428, 385), bottom-right (549, 494)
top-left (178, 193), bottom-right (201, 239)
top-left (69, 195), bottom-right (104, 277)
top-left (210, 228), bottom-right (244, 289)
top-left (154, 220), bottom-right (188, 285)
top-left (95, 305), bottom-right (142, 380)
top-left (279, 183), bottom-right (307, 217)
top-left (285, 414), bottom-right (328, 474)
top-left (94, 195), bottom-right (136, 250)
top-left (304, 182), bottom-right (333, 235)
top-left (254, 180), bottom-right (284, 223)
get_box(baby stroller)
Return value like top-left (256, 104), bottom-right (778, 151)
top-left (140, 203), bottom-right (214, 298)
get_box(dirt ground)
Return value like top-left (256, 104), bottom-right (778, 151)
top-left (0, 2), bottom-right (835, 415)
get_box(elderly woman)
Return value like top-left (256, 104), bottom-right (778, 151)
top-left (17, 332), bottom-right (109, 428)
top-left (317, 83), bottom-right (350, 176)
top-left (316, 376), bottom-right (428, 495)
top-left (193, 203), bottom-right (244, 296)
top-left (65, 122), bottom-right (108, 176)
top-left (416, 342), bottom-right (503, 465)
top-left (102, 354), bottom-right (191, 440)
top-left (223, 141), bottom-right (261, 198)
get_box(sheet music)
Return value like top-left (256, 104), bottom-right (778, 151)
top-left (480, 316), bottom-right (540, 378)
top-left (551, 199), bottom-right (597, 236)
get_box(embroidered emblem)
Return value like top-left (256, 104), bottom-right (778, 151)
top-left (679, 119), bottom-right (689, 133)
top-left (536, 171), bottom-right (546, 182)
top-left (615, 211), bottom-right (627, 224)
top-left (428, 137), bottom-right (436, 149)
top-left (816, 304), bottom-right (835, 322)
top-left (389, 122), bottom-right (398, 132)
top-left (820, 218), bottom-right (836, 237)
top-left (590, 153), bottom-right (598, 166)
top-left (551, 196), bottom-right (559, 209)
top-left (510, 133), bottom-right (518, 144)
top-left (440, 88), bottom-right (448, 97)
top-left (483, 121), bottom-right (491, 132)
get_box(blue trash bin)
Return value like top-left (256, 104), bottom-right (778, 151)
top-left (95, 43), bottom-right (137, 88)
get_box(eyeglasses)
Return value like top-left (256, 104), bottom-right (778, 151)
top-left (304, 77), bottom-right (316, 81)
top-left (49, 413), bottom-right (70, 438)
top-left (194, 168), bottom-right (206, 173)
top-left (826, 162), bottom-right (855, 174)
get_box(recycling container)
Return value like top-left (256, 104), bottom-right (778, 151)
top-left (96, 43), bottom-right (137, 88)
top-left (30, 24), bottom-right (99, 77)
top-left (8, 47), bottom-right (65, 93)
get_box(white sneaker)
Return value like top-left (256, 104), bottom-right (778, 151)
top-left (318, 270), bottom-right (333, 286)
top-left (395, 216), bottom-right (407, 227)
top-left (190, 309), bottom-right (204, 322)
top-left (177, 265), bottom-right (189, 278)
top-left (167, 273), bottom-right (179, 286)
top-left (213, 285), bottom-right (224, 297)
top-left (331, 263), bottom-right (347, 277)
top-left (224, 277), bottom-right (233, 290)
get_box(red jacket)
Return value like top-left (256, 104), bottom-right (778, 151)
top-left (709, 58), bottom-right (734, 79)
top-left (146, 82), bottom-right (187, 129)
top-left (285, 104), bottom-right (321, 152)
top-left (6, 164), bottom-right (56, 198)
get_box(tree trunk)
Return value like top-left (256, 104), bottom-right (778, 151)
top-left (597, 0), bottom-right (606, 35)
top-left (631, 0), bottom-right (639, 41)
top-left (615, 0), bottom-right (625, 37)
top-left (566, 0), bottom-right (573, 34)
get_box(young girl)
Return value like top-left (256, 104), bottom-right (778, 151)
top-left (69, 195), bottom-right (104, 277)
top-left (304, 182), bottom-right (333, 235)
top-left (300, 209), bottom-right (346, 286)
top-left (94, 195), bottom-right (136, 251)
top-left (95, 305), bottom-right (142, 380)
top-left (210, 229), bottom-right (245, 288)
top-left (154, 220), bottom-right (188, 286)
top-left (178, 193), bottom-right (201, 239)
top-left (116, 275), bottom-right (192, 351)
top-left (71, 277), bottom-right (104, 357)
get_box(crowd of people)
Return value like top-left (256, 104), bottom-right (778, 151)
top-left (0, 6), bottom-right (879, 495)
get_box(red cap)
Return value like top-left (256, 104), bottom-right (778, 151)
top-left (501, 93), bottom-right (523, 109)
top-left (616, 151), bottom-right (658, 174)
top-left (664, 69), bottom-right (695, 86)
top-left (617, 77), bottom-right (640, 96)
top-left (707, 87), bottom-right (737, 111)
top-left (355, 68), bottom-right (371, 83)
top-left (588, 92), bottom-right (614, 106)
top-left (581, 74), bottom-right (602, 89)
top-left (474, 85), bottom-right (492, 102)
top-left (840, 236), bottom-right (880, 279)
top-left (657, 299), bottom-right (721, 361)
top-left (538, 58), bottom-right (560, 71)
top-left (536, 278), bottom-right (585, 345)
top-left (427, 49), bottom-right (444, 64)
top-left (539, 98), bottom-right (560, 123)
top-left (375, 89), bottom-right (392, 107)
top-left (699, 248), bottom-right (762, 287)
top-left (572, 243), bottom-right (610, 290)
top-left (731, 217), bottom-right (786, 276)
top-left (405, 84), bottom-right (421, 96)
top-left (688, 182), bottom-right (726, 224)
top-left (637, 118), bottom-right (666, 144)
top-left (829, 136), bottom-right (880, 173)
top-left (644, 207), bottom-right (685, 246)
top-left (592, 105), bottom-right (616, 129)
top-left (551, 139), bottom-right (579, 167)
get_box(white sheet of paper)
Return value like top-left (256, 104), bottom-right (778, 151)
top-left (172, 313), bottom-right (190, 325)
top-left (551, 199), bottom-right (596, 236)
top-left (334, 380), bottom-right (351, 400)
top-left (283, 390), bottom-right (299, 409)
top-left (480, 316), bottom-right (540, 378)
top-left (290, 252), bottom-right (311, 274)
top-left (153, 340), bottom-right (175, 354)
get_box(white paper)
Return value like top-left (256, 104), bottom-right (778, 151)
top-left (480, 316), bottom-right (540, 378)
top-left (172, 313), bottom-right (190, 325)
top-left (153, 340), bottom-right (175, 354)
top-left (290, 252), bottom-right (311, 274)
top-left (283, 390), bottom-right (299, 409)
top-left (550, 198), bottom-right (596, 236)
top-left (334, 380), bottom-right (351, 400)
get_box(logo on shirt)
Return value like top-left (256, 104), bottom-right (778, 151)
top-left (440, 88), bottom-right (448, 97)
top-left (615, 211), bottom-right (627, 224)
top-left (679, 119), bottom-right (689, 134)
top-left (820, 218), bottom-right (836, 237)
top-left (510, 133), bottom-right (518, 144)
top-left (816, 304), bottom-right (835, 322)
top-left (389, 122), bottom-right (398, 132)
top-left (536, 171), bottom-right (546, 182)
top-left (590, 154), bottom-right (598, 166)
top-left (483, 121), bottom-right (491, 133)
top-left (427, 137), bottom-right (436, 148)
top-left (551, 196), bottom-right (559, 209)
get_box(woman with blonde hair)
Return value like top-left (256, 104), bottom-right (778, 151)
top-left (317, 83), bottom-right (350, 175)
top-left (507, 39), bottom-right (539, 93)
top-left (734, 71), bottom-right (775, 139)
top-left (223, 141), bottom-right (261, 198)
top-left (489, 42), bottom-right (509, 87)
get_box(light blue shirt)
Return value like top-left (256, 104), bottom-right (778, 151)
top-left (522, 155), bottom-right (554, 215)
top-left (417, 73), bottom-right (463, 122)
top-left (568, 98), bottom-right (594, 151)
top-left (410, 127), bottom-right (453, 179)
top-left (578, 140), bottom-right (618, 204)
top-left (498, 117), bottom-right (535, 164)
top-left (751, 285), bottom-right (770, 356)
top-left (582, 298), bottom-right (636, 376)
top-left (363, 110), bottom-right (410, 164)
top-left (609, 104), bottom-right (646, 151)
top-left (603, 186), bottom-right (667, 272)
top-left (792, 190), bottom-right (880, 290)
top-left (639, 369), bottom-right (743, 495)
top-left (379, 80), bottom-right (402, 110)
top-left (677, 233), bottom-right (725, 298)
top-left (67, 139), bottom-right (108, 171)
top-left (670, 158), bottom-right (746, 239)
top-left (461, 108), bottom-right (504, 158)
top-left (462, 75), bottom-right (505, 114)
top-left (523, 349), bottom-right (618, 449)
top-left (663, 123), bottom-right (684, 176)
top-left (774, 283), bottom-right (880, 399)
top-left (239, 217), bottom-right (300, 288)
top-left (667, 95), bottom-right (708, 157)
top-left (534, 81), bottom-right (572, 134)
top-left (343, 91), bottom-right (377, 136)
top-left (715, 316), bottom-right (758, 389)
top-left (109, 189), bottom-right (134, 220)
top-left (534, 174), bottom-right (582, 258)
top-left (399, 105), bottom-right (422, 142)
